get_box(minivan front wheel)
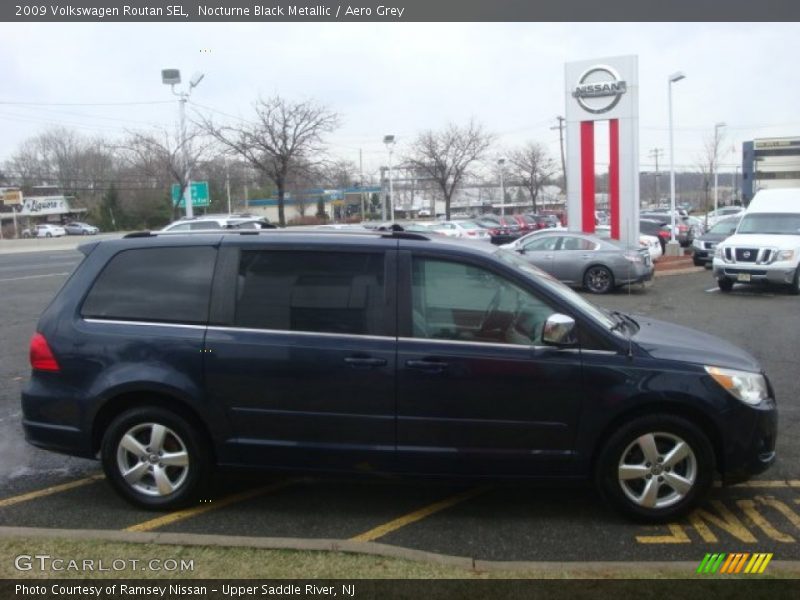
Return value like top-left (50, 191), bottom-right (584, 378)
top-left (101, 407), bottom-right (209, 510)
top-left (595, 415), bottom-right (713, 522)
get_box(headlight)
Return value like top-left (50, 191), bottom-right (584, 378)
top-left (692, 239), bottom-right (703, 250)
top-left (777, 249), bottom-right (795, 261)
top-left (705, 366), bottom-right (768, 406)
top-left (714, 246), bottom-right (724, 259)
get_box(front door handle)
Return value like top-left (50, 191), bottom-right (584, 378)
top-left (406, 359), bottom-right (449, 373)
top-left (344, 357), bottom-right (387, 368)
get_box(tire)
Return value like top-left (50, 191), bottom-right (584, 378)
top-left (584, 265), bottom-right (614, 294)
top-left (788, 268), bottom-right (800, 296)
top-left (718, 278), bottom-right (733, 292)
top-left (692, 258), bottom-right (703, 267)
top-left (101, 406), bottom-right (211, 510)
top-left (595, 414), bottom-right (714, 522)
top-left (46, 233), bottom-right (52, 238)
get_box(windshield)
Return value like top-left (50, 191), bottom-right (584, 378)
top-left (494, 248), bottom-right (617, 330)
top-left (458, 221), bottom-right (481, 230)
top-left (737, 213), bottom-right (800, 235)
top-left (708, 218), bottom-right (739, 235)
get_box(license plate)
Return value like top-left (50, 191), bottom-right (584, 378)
top-left (737, 273), bottom-right (751, 282)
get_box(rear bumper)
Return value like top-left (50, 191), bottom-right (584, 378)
top-left (617, 264), bottom-right (654, 286)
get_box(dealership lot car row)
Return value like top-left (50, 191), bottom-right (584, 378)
top-left (21, 227), bottom-right (777, 524)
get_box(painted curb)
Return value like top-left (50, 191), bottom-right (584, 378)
top-left (2, 526), bottom-right (800, 575)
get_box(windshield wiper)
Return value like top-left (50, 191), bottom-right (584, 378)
top-left (609, 310), bottom-right (628, 333)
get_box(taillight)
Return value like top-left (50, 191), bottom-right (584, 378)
top-left (30, 333), bottom-right (60, 372)
top-left (467, 231), bottom-right (476, 236)
top-left (678, 224), bottom-right (688, 232)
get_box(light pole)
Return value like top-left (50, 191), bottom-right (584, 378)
top-left (713, 122), bottom-right (726, 214)
top-left (162, 69), bottom-right (204, 219)
top-left (667, 71), bottom-right (686, 257)
top-left (498, 158), bottom-right (506, 217)
top-left (383, 135), bottom-right (396, 222)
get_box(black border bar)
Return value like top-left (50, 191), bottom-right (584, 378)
top-left (3, 0), bottom-right (800, 22)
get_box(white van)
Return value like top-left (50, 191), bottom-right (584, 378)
top-left (712, 189), bottom-right (800, 294)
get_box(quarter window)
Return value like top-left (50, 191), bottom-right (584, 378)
top-left (82, 247), bottom-right (216, 324)
top-left (234, 251), bottom-right (386, 336)
top-left (411, 258), bottom-right (556, 346)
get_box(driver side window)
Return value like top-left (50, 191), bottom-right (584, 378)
top-left (411, 258), bottom-right (556, 346)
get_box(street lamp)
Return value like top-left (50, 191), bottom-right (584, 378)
top-left (162, 69), bottom-right (204, 218)
top-left (383, 135), bottom-right (396, 222)
top-left (713, 122), bottom-right (726, 214)
top-left (667, 71), bottom-right (686, 256)
top-left (497, 158), bottom-right (506, 217)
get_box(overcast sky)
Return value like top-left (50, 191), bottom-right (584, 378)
top-left (1, 22), bottom-right (798, 180)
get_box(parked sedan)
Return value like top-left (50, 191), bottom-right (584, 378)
top-left (513, 231), bottom-right (654, 293)
top-left (692, 215), bottom-right (741, 268)
top-left (473, 215), bottom-right (522, 245)
top-left (64, 222), bottom-right (99, 235)
top-left (22, 224), bottom-right (67, 238)
top-left (429, 220), bottom-right (490, 241)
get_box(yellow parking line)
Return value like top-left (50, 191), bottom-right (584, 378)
top-left (125, 479), bottom-right (293, 533)
top-left (350, 486), bottom-right (489, 543)
top-left (0, 474), bottom-right (105, 508)
top-left (714, 480), bottom-right (794, 489)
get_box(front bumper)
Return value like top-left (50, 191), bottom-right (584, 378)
top-left (713, 259), bottom-right (797, 285)
top-left (720, 397), bottom-right (778, 485)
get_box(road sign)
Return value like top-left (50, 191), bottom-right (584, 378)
top-left (171, 182), bottom-right (210, 207)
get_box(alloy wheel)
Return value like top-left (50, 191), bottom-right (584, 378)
top-left (617, 432), bottom-right (697, 509)
top-left (116, 422), bottom-right (190, 497)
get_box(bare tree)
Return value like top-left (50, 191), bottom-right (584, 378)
top-left (406, 120), bottom-right (494, 220)
top-left (4, 127), bottom-right (114, 208)
top-left (119, 126), bottom-right (210, 219)
top-left (696, 127), bottom-right (726, 228)
top-left (508, 142), bottom-right (557, 213)
top-left (200, 95), bottom-right (339, 227)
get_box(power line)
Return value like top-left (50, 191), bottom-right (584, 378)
top-left (0, 100), bottom-right (174, 107)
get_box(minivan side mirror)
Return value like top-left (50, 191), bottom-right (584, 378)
top-left (542, 313), bottom-right (577, 347)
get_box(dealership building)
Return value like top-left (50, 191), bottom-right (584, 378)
top-left (742, 137), bottom-right (800, 205)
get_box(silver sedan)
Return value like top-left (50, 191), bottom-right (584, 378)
top-left (511, 231), bottom-right (654, 294)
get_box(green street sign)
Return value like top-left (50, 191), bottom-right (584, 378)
top-left (171, 181), bottom-right (210, 207)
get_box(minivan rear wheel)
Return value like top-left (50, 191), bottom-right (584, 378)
top-left (101, 406), bottom-right (210, 510)
top-left (595, 415), bottom-right (713, 522)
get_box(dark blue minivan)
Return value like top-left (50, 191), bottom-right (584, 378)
top-left (22, 230), bottom-right (777, 521)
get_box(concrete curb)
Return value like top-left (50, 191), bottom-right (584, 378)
top-left (654, 266), bottom-right (705, 278)
top-left (2, 526), bottom-right (800, 575)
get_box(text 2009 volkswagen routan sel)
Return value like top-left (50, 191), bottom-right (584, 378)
top-left (22, 229), bottom-right (777, 521)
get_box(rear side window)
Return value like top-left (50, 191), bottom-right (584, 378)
top-left (82, 247), bottom-right (216, 324)
top-left (234, 250), bottom-right (385, 336)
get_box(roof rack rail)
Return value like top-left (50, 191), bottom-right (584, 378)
top-left (384, 231), bottom-right (430, 241)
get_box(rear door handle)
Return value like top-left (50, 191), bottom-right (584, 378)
top-left (405, 359), bottom-right (449, 373)
top-left (344, 357), bottom-right (387, 368)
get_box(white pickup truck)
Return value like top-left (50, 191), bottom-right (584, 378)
top-left (712, 189), bottom-right (800, 294)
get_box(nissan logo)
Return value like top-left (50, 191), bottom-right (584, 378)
top-left (572, 65), bottom-right (627, 114)
top-left (743, 251), bottom-right (751, 259)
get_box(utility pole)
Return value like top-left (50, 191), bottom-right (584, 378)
top-left (551, 116), bottom-right (567, 193)
top-left (359, 148), bottom-right (365, 220)
top-left (225, 157), bottom-right (232, 215)
top-left (648, 148), bottom-right (664, 207)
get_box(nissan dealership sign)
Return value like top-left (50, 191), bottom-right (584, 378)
top-left (572, 65), bottom-right (628, 114)
top-left (565, 55), bottom-right (639, 250)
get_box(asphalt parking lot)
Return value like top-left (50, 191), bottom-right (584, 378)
top-left (1, 244), bottom-right (799, 564)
